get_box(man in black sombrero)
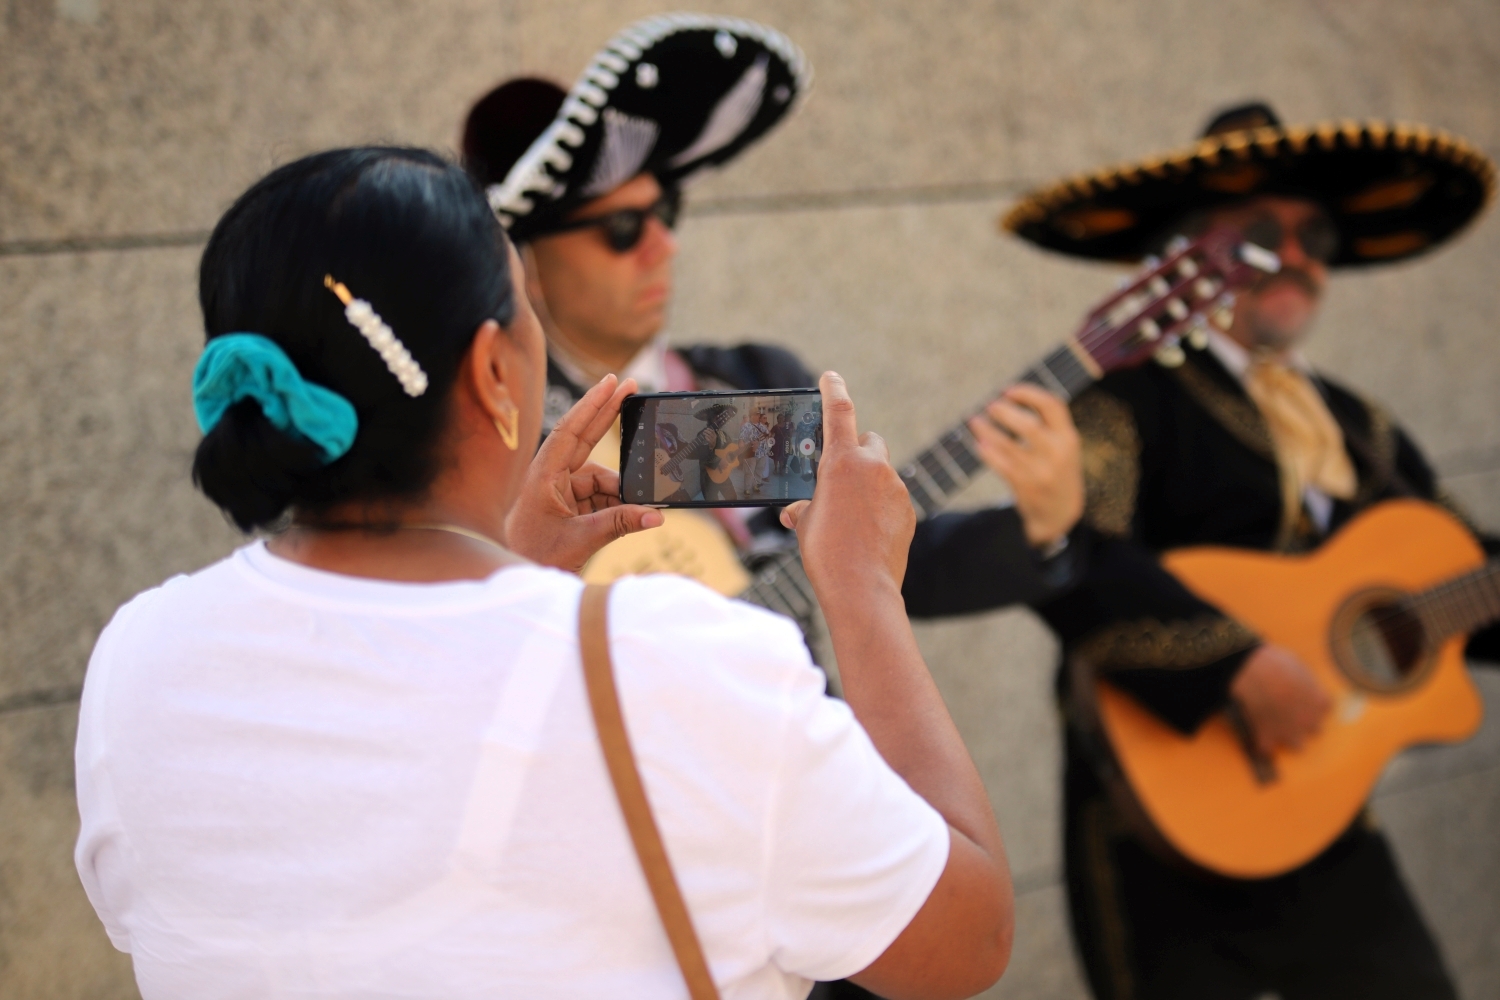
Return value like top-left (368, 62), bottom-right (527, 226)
top-left (687, 401), bottom-right (741, 503)
top-left (460, 14), bottom-right (824, 635)
top-left (464, 15), bottom-right (817, 432)
top-left (1005, 102), bottom-right (1500, 999)
top-left (461, 14), bottom-right (1091, 657)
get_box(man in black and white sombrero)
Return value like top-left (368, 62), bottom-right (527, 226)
top-left (462, 14), bottom-right (1092, 660)
top-left (464, 14), bottom-right (815, 433)
top-left (461, 14), bottom-right (827, 639)
top-left (1003, 101), bottom-right (1500, 1000)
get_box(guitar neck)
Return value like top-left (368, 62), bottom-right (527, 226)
top-left (1410, 559), bottom-right (1500, 644)
top-left (898, 344), bottom-right (1098, 519)
top-left (740, 547), bottom-right (820, 627)
top-left (741, 346), bottom-right (1097, 620)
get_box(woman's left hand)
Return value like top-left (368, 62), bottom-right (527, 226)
top-left (505, 375), bottom-right (663, 572)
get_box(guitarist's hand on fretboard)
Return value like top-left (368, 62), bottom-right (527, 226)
top-left (967, 383), bottom-right (1084, 549)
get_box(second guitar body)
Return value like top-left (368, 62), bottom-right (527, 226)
top-left (1092, 500), bottom-right (1487, 879)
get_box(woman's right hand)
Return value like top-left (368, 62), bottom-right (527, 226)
top-left (780, 372), bottom-right (916, 603)
top-left (784, 373), bottom-right (1015, 999)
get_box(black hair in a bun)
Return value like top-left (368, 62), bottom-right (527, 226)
top-left (191, 147), bottom-right (516, 531)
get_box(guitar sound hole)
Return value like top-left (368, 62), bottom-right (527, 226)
top-left (1343, 598), bottom-right (1428, 692)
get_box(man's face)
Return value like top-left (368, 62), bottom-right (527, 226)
top-left (524, 173), bottom-right (678, 364)
top-left (1199, 196), bottom-right (1333, 353)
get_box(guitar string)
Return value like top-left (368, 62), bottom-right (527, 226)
top-left (1364, 561), bottom-right (1500, 653)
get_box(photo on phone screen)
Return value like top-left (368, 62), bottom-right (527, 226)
top-left (620, 389), bottom-right (822, 507)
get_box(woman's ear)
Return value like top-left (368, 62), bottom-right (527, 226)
top-left (464, 318), bottom-right (519, 422)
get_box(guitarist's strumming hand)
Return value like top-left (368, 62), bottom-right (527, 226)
top-left (1230, 644), bottom-right (1333, 756)
top-left (967, 383), bottom-right (1084, 549)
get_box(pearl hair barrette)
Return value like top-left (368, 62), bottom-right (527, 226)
top-left (323, 275), bottom-right (429, 397)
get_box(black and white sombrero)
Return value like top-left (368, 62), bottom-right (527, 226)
top-left (468, 13), bottom-right (810, 242)
top-left (1003, 102), bottom-right (1496, 267)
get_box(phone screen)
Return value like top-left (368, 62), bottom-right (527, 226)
top-left (620, 389), bottom-right (822, 507)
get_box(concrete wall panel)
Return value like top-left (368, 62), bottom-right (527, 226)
top-left (508, 0), bottom-right (1500, 205)
top-left (0, 0), bottom-right (519, 243)
top-left (0, 249), bottom-right (241, 706)
top-left (3, 2), bottom-right (1499, 998)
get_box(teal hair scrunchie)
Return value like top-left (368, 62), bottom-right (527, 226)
top-left (192, 333), bottom-right (358, 463)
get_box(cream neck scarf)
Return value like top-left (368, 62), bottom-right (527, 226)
top-left (1205, 331), bottom-right (1358, 504)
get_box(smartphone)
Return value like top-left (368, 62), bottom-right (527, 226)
top-left (619, 388), bottom-right (823, 507)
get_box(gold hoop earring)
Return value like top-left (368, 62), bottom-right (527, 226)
top-left (493, 402), bottom-right (520, 451)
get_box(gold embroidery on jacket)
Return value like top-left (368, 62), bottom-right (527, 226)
top-left (1073, 389), bottom-right (1141, 538)
top-left (1073, 615), bottom-right (1259, 671)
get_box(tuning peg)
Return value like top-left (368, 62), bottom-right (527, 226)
top-left (1143, 254), bottom-right (1161, 270)
top-left (1165, 235), bottom-right (1190, 255)
top-left (1211, 292), bottom-right (1237, 331)
top-left (1154, 342), bottom-right (1186, 368)
top-left (1187, 319), bottom-right (1210, 349)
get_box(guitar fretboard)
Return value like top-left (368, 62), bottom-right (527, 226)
top-left (1409, 560), bottom-right (1500, 643)
top-left (898, 344), bottom-right (1098, 519)
top-left (740, 549), bottom-right (819, 629)
top-left (737, 345), bottom-right (1097, 638)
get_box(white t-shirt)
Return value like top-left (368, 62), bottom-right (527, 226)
top-left (75, 543), bottom-right (949, 1000)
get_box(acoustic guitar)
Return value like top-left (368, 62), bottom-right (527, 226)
top-left (1089, 499), bottom-right (1496, 879)
top-left (658, 431), bottom-right (743, 486)
top-left (704, 442), bottom-right (742, 485)
top-left (584, 228), bottom-right (1281, 627)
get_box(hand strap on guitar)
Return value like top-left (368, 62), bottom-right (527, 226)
top-left (578, 583), bottom-right (722, 1000)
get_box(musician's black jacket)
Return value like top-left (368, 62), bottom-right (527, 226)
top-left (1029, 340), bottom-right (1500, 735)
top-left (902, 509), bottom-right (1087, 615)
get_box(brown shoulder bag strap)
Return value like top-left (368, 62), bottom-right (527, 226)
top-left (578, 583), bottom-right (721, 1000)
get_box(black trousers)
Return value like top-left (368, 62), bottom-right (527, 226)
top-left (1064, 734), bottom-right (1458, 1000)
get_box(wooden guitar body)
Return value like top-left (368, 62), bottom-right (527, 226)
top-left (704, 442), bottom-right (742, 484)
top-left (1097, 500), bottom-right (1485, 878)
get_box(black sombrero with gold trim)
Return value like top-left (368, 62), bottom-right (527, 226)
top-left (469, 13), bottom-right (810, 242)
top-left (1003, 103), bottom-right (1496, 267)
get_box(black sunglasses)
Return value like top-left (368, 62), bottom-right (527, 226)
top-left (1241, 213), bottom-right (1340, 264)
top-left (539, 188), bottom-right (682, 253)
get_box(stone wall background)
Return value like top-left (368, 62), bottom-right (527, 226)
top-left (3, 1), bottom-right (1498, 997)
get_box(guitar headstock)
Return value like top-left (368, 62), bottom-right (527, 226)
top-left (1074, 228), bottom-right (1280, 373)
